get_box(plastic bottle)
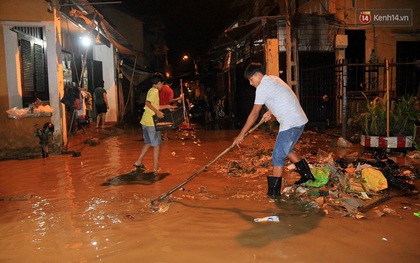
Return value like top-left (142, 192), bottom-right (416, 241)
top-left (254, 215), bottom-right (280, 222)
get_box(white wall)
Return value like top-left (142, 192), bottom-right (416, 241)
top-left (2, 21), bottom-right (64, 146)
top-left (3, 23), bottom-right (23, 109)
top-left (92, 44), bottom-right (117, 122)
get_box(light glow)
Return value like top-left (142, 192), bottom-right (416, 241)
top-left (81, 36), bottom-right (91, 47)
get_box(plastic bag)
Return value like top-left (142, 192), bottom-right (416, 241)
top-left (361, 168), bottom-right (388, 191)
top-left (6, 107), bottom-right (28, 119)
top-left (337, 137), bottom-right (353, 148)
top-left (306, 167), bottom-right (330, 187)
top-left (34, 105), bottom-right (53, 113)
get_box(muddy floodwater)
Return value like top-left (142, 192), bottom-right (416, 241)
top-left (1, 124), bottom-right (419, 262)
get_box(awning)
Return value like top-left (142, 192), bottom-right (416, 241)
top-left (211, 21), bottom-right (263, 51)
top-left (65, 1), bottom-right (139, 56)
top-left (120, 64), bottom-right (152, 86)
top-left (209, 16), bottom-right (286, 55)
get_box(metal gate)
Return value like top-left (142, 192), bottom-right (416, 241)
top-left (300, 59), bottom-right (419, 137)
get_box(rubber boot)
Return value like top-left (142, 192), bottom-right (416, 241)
top-left (267, 176), bottom-right (282, 199)
top-left (294, 159), bottom-right (315, 184)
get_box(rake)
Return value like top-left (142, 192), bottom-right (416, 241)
top-left (150, 118), bottom-right (266, 212)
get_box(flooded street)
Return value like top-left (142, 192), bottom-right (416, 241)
top-left (1, 124), bottom-right (419, 263)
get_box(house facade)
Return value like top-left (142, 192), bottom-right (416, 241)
top-left (207, 0), bottom-right (419, 129)
top-left (298, 0), bottom-right (420, 132)
top-left (0, 0), bottom-right (149, 154)
top-left (299, 0), bottom-right (420, 65)
top-left (0, 0), bottom-right (63, 151)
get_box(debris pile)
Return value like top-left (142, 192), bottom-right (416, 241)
top-left (216, 132), bottom-right (420, 219)
top-left (217, 147), bottom-right (272, 178)
top-left (296, 151), bottom-right (419, 218)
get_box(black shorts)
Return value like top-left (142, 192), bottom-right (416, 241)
top-left (96, 103), bottom-right (107, 114)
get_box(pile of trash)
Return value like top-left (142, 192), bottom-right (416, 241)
top-left (287, 149), bottom-right (419, 218)
top-left (217, 146), bottom-right (272, 178)
top-left (7, 98), bottom-right (53, 119)
top-left (216, 133), bottom-right (419, 219)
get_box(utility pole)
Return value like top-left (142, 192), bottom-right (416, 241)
top-left (284, 0), bottom-right (299, 98)
top-left (264, 18), bottom-right (280, 77)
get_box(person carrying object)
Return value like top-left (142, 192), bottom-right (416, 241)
top-left (134, 73), bottom-right (173, 173)
top-left (233, 62), bottom-right (315, 199)
top-left (159, 77), bottom-right (179, 140)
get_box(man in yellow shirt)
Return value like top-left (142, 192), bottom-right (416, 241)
top-left (134, 72), bottom-right (172, 173)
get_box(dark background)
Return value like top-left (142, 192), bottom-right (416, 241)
top-left (118, 0), bottom-right (243, 65)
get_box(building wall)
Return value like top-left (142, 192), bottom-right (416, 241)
top-left (298, 0), bottom-right (420, 127)
top-left (299, 0), bottom-right (420, 63)
top-left (0, 0), bottom-right (121, 152)
top-left (97, 8), bottom-right (145, 66)
top-left (93, 44), bottom-right (117, 122)
top-left (0, 0), bottom-right (52, 21)
top-left (0, 0), bottom-right (58, 150)
top-left (0, 0), bottom-right (54, 112)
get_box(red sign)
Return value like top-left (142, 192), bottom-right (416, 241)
top-left (359, 11), bottom-right (372, 24)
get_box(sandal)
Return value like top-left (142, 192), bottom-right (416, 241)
top-left (133, 163), bottom-right (146, 169)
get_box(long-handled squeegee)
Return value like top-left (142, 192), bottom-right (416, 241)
top-left (150, 118), bottom-right (266, 212)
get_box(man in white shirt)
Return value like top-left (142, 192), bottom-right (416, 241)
top-left (233, 62), bottom-right (315, 199)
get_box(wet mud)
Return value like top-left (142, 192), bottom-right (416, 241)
top-left (0, 124), bottom-right (419, 262)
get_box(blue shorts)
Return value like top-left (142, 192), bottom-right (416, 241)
top-left (142, 125), bottom-right (162, 147)
top-left (272, 125), bottom-right (305, 166)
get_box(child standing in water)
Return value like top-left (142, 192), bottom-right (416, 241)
top-left (134, 73), bottom-right (172, 173)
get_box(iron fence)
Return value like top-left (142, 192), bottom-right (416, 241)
top-left (300, 59), bottom-right (419, 137)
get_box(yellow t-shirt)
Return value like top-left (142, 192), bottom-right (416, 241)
top-left (140, 87), bottom-right (159, 126)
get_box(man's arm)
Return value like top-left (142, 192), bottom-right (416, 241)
top-left (233, 104), bottom-right (263, 146)
top-left (159, 104), bottom-right (173, 110)
top-left (171, 93), bottom-right (183, 104)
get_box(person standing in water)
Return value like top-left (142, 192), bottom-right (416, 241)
top-left (134, 73), bottom-right (172, 173)
top-left (233, 62), bottom-right (315, 199)
top-left (93, 80), bottom-right (109, 129)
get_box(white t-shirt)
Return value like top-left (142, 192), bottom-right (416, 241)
top-left (254, 75), bottom-right (308, 131)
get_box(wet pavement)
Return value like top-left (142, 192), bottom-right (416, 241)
top-left (0, 121), bottom-right (419, 262)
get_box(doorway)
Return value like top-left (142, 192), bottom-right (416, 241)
top-left (396, 41), bottom-right (420, 96)
top-left (345, 30), bottom-right (366, 91)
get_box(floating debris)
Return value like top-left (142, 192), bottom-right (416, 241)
top-left (254, 216), bottom-right (280, 222)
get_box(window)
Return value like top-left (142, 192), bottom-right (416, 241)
top-left (14, 27), bottom-right (49, 106)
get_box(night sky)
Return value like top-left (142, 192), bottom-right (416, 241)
top-left (117, 0), bottom-right (243, 65)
